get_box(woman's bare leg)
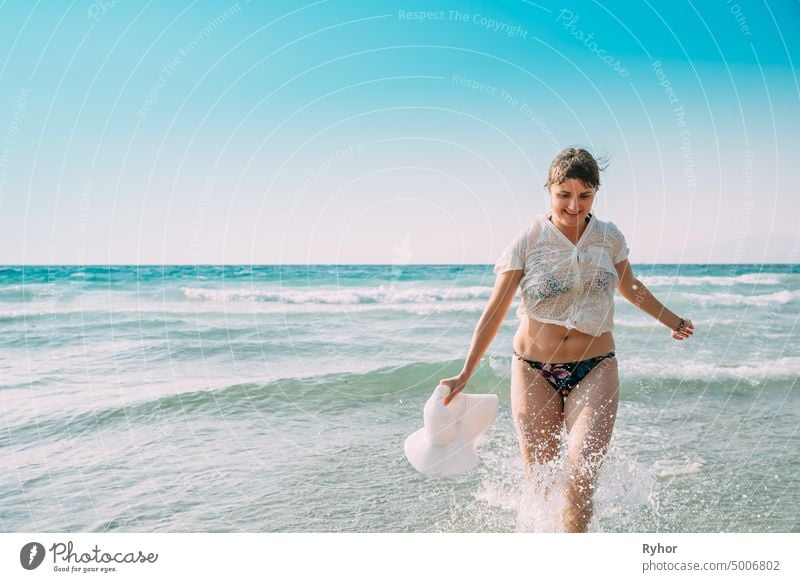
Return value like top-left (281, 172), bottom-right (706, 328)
top-left (562, 357), bottom-right (619, 532)
top-left (510, 357), bottom-right (564, 489)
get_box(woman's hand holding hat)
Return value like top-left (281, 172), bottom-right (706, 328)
top-left (439, 371), bottom-right (469, 406)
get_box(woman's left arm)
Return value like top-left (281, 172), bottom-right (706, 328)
top-left (614, 259), bottom-right (694, 340)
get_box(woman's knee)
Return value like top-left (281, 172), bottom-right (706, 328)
top-left (523, 456), bottom-right (561, 490)
top-left (566, 437), bottom-right (610, 471)
top-left (565, 470), bottom-right (594, 497)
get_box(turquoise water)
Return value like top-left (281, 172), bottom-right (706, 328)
top-left (1, 264), bottom-right (798, 532)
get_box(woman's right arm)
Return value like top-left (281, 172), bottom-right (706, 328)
top-left (441, 269), bottom-right (523, 405)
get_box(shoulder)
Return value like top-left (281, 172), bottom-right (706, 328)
top-left (498, 224), bottom-right (532, 256)
top-left (529, 214), bottom-right (549, 237)
top-left (513, 215), bottom-right (545, 242)
top-left (507, 225), bottom-right (530, 247)
top-left (505, 216), bottom-right (547, 258)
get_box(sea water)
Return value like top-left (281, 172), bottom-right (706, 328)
top-left (1, 264), bottom-right (798, 532)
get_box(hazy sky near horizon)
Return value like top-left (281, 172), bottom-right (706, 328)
top-left (0, 0), bottom-right (798, 265)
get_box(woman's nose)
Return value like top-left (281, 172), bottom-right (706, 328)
top-left (568, 197), bottom-right (579, 210)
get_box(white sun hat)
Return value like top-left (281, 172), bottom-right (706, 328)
top-left (404, 384), bottom-right (499, 477)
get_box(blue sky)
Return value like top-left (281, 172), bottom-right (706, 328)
top-left (0, 0), bottom-right (798, 264)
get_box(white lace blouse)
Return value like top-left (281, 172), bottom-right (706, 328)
top-left (494, 212), bottom-right (629, 336)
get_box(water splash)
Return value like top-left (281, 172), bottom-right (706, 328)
top-left (473, 436), bottom-right (661, 532)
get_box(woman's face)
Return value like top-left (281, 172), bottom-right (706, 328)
top-left (549, 178), bottom-right (596, 230)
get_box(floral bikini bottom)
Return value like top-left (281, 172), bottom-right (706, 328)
top-left (513, 350), bottom-right (616, 400)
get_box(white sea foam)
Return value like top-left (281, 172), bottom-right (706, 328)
top-left (651, 455), bottom-right (705, 477)
top-left (4, 278), bottom-right (796, 323)
top-left (488, 354), bottom-right (799, 386)
top-left (640, 273), bottom-right (785, 287)
top-left (180, 283), bottom-right (798, 310)
top-left (623, 357), bottom-right (800, 384)
top-left (614, 316), bottom-right (745, 329)
top-left (680, 289), bottom-right (799, 307)
top-left (180, 285), bottom-right (492, 304)
top-left (0, 284), bottom-right (60, 300)
top-left (0, 299), bottom-right (490, 319)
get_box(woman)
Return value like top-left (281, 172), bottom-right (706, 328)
top-left (440, 148), bottom-right (694, 533)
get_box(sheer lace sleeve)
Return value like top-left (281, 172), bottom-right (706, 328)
top-left (608, 222), bottom-right (629, 264)
top-left (493, 229), bottom-right (528, 274)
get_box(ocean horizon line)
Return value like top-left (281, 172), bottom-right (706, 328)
top-left (2, 262), bottom-right (799, 268)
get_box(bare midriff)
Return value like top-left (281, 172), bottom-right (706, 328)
top-left (512, 317), bottom-right (615, 363)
